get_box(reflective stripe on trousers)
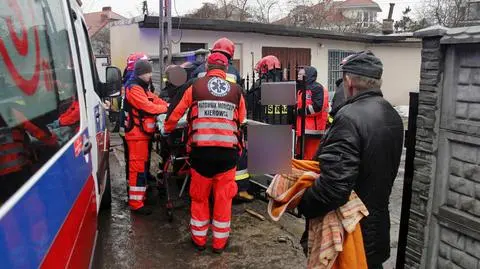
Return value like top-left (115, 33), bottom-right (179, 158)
top-left (213, 231), bottom-right (230, 239)
top-left (191, 229), bottom-right (208, 237)
top-left (305, 129), bottom-right (325, 135)
top-left (212, 220), bottom-right (230, 229)
top-left (191, 218), bottom-right (209, 227)
top-left (130, 186), bottom-right (147, 192)
top-left (129, 195), bottom-right (143, 201)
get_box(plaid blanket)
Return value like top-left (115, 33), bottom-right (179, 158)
top-left (267, 160), bottom-right (369, 269)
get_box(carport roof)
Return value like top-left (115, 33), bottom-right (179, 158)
top-left (139, 15), bottom-right (419, 44)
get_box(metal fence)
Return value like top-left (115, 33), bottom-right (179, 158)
top-left (327, 49), bottom-right (355, 101)
top-left (244, 64), bottom-right (300, 126)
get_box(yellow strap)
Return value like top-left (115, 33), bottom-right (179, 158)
top-left (235, 173), bottom-right (250, 180)
top-left (328, 115), bottom-right (334, 124)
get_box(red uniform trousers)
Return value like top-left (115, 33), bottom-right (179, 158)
top-left (189, 167), bottom-right (238, 249)
top-left (296, 136), bottom-right (322, 160)
top-left (125, 135), bottom-right (150, 210)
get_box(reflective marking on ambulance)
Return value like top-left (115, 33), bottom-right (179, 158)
top-left (197, 101), bottom-right (236, 120)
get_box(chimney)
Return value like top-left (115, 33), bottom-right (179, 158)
top-left (382, 3), bottom-right (395, 35)
top-left (101, 6), bottom-right (111, 21)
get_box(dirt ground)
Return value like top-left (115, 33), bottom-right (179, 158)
top-left (93, 134), bottom-right (405, 269)
top-left (93, 135), bottom-right (307, 269)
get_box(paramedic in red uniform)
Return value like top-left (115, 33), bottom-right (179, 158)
top-left (192, 38), bottom-right (252, 201)
top-left (165, 53), bottom-right (246, 253)
top-left (0, 108), bottom-right (58, 203)
top-left (124, 60), bottom-right (168, 215)
top-left (296, 66), bottom-right (329, 160)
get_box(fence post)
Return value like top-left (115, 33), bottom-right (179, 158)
top-left (395, 92), bottom-right (419, 269)
top-left (298, 72), bottom-right (306, 160)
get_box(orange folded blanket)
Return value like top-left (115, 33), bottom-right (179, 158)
top-left (267, 159), bottom-right (369, 269)
top-left (266, 159), bottom-right (319, 221)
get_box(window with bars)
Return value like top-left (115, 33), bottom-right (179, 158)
top-left (328, 50), bottom-right (355, 102)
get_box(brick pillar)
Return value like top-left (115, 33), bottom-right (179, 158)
top-left (404, 35), bottom-right (444, 269)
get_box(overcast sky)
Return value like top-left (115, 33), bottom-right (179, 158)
top-left (82, 0), bottom-right (424, 22)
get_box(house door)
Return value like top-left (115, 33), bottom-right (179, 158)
top-left (262, 47), bottom-right (311, 80)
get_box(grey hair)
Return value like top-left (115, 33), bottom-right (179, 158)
top-left (345, 73), bottom-right (382, 90)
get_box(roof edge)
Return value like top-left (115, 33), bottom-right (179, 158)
top-left (414, 25), bottom-right (448, 38)
top-left (139, 15), bottom-right (417, 43)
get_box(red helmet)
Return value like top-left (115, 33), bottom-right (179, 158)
top-left (126, 52), bottom-right (149, 71)
top-left (211, 38), bottom-right (235, 58)
top-left (255, 55), bottom-right (281, 74)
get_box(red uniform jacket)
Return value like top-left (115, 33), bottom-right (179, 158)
top-left (125, 83), bottom-right (168, 141)
top-left (165, 69), bottom-right (246, 150)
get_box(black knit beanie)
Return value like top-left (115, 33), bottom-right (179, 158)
top-left (134, 60), bottom-right (152, 76)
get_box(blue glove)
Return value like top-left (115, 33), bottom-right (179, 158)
top-left (161, 128), bottom-right (169, 137)
top-left (48, 119), bottom-right (60, 130)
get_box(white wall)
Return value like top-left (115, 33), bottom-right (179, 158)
top-left (366, 44), bottom-right (421, 105)
top-left (110, 24), bottom-right (421, 105)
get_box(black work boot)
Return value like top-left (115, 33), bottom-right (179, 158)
top-left (132, 206), bottom-right (152, 216)
top-left (191, 239), bottom-right (206, 252)
top-left (212, 240), bottom-right (229, 254)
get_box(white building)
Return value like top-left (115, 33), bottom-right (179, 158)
top-left (110, 16), bottom-right (421, 106)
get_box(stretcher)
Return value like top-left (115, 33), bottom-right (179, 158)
top-left (156, 113), bottom-right (190, 222)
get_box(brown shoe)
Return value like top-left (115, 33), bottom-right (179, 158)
top-left (235, 191), bottom-right (254, 202)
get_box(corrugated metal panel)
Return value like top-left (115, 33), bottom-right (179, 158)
top-left (150, 57), bottom-right (161, 94)
top-left (261, 47), bottom-right (311, 80)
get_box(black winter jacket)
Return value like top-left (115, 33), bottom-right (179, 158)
top-left (299, 67), bottom-right (325, 115)
top-left (331, 78), bottom-right (345, 112)
top-left (298, 89), bottom-right (404, 267)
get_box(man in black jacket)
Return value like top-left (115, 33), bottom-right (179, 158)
top-left (298, 51), bottom-right (404, 269)
top-left (331, 78), bottom-right (345, 112)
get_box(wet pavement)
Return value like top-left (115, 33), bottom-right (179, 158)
top-left (93, 134), bottom-right (405, 269)
top-left (93, 135), bottom-right (306, 269)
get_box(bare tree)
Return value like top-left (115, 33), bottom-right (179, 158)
top-left (418, 0), bottom-right (468, 27)
top-left (91, 27), bottom-right (110, 55)
top-left (217, 0), bottom-right (234, 19)
top-left (188, 0), bottom-right (251, 21)
top-left (233, 0), bottom-right (250, 21)
top-left (253, 0), bottom-right (277, 23)
top-left (187, 3), bottom-right (220, 19)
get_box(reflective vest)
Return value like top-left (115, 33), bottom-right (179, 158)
top-left (296, 87), bottom-right (329, 137)
top-left (124, 86), bottom-right (157, 135)
top-left (0, 127), bottom-right (27, 176)
top-left (187, 76), bottom-right (242, 150)
top-left (200, 69), bottom-right (250, 181)
top-left (197, 71), bottom-right (238, 84)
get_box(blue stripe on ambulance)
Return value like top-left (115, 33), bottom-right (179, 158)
top-left (0, 129), bottom-right (92, 268)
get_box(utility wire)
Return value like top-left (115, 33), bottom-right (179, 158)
top-left (171, 0), bottom-right (183, 45)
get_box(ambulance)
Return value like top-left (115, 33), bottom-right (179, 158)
top-left (0, 0), bottom-right (122, 267)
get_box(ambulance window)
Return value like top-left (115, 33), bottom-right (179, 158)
top-left (81, 21), bottom-right (101, 95)
top-left (0, 0), bottom-right (80, 204)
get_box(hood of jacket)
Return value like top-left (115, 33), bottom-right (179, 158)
top-left (304, 66), bottom-right (317, 85)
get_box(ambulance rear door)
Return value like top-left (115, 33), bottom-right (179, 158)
top-left (69, 4), bottom-right (109, 211)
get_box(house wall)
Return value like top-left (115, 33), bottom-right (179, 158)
top-left (110, 23), bottom-right (421, 105)
top-left (365, 43), bottom-right (422, 105)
